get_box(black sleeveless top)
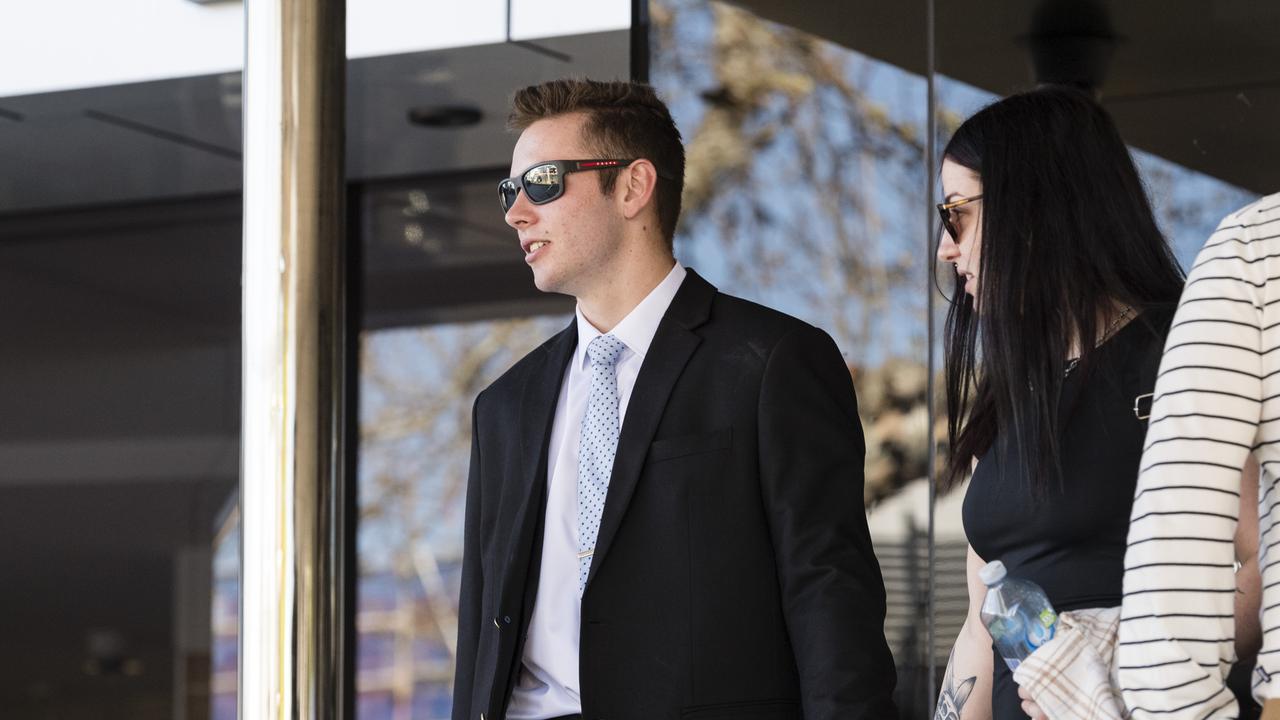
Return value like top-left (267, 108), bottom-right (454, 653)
top-left (962, 308), bottom-right (1173, 720)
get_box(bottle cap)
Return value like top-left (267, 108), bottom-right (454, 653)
top-left (979, 560), bottom-right (1007, 587)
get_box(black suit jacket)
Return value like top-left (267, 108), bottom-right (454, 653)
top-left (452, 269), bottom-right (898, 720)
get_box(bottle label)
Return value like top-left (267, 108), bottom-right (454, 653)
top-left (1024, 609), bottom-right (1057, 651)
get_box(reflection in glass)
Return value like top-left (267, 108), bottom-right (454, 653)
top-left (357, 316), bottom-right (569, 719)
top-left (210, 510), bottom-right (240, 720)
top-left (651, 0), bottom-right (932, 714)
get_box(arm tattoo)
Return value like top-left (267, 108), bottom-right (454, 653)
top-left (934, 647), bottom-right (978, 720)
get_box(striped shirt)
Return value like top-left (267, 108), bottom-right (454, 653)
top-left (1119, 192), bottom-right (1280, 718)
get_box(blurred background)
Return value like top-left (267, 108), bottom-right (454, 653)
top-left (0, 0), bottom-right (1274, 718)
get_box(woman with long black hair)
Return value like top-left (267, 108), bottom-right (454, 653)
top-left (930, 84), bottom-right (1230, 720)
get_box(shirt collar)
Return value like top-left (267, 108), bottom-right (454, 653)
top-left (574, 262), bottom-right (687, 370)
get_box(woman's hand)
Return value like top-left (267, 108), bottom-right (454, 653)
top-left (1016, 686), bottom-right (1048, 720)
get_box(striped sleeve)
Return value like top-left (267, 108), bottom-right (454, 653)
top-left (1119, 194), bottom-right (1280, 719)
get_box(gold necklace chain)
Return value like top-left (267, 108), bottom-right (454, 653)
top-left (1063, 306), bottom-right (1134, 376)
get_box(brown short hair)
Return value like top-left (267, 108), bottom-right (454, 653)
top-left (509, 78), bottom-right (685, 248)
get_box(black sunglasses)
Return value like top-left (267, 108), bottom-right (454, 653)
top-left (936, 194), bottom-right (983, 241)
top-left (498, 159), bottom-right (637, 212)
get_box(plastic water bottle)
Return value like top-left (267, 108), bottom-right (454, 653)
top-left (979, 560), bottom-right (1058, 671)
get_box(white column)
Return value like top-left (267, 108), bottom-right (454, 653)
top-left (240, 1), bottom-right (348, 719)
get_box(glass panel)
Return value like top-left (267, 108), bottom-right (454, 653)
top-left (354, 166), bottom-right (580, 715)
top-left (358, 315), bottom-right (570, 716)
top-left (351, 6), bottom-right (631, 710)
top-left (651, 0), bottom-right (932, 715)
top-left (3, 6), bottom-right (243, 719)
top-left (0, 186), bottom-right (242, 720)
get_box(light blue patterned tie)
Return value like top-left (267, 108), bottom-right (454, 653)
top-left (578, 334), bottom-right (626, 595)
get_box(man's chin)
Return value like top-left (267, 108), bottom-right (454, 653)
top-left (530, 269), bottom-right (562, 295)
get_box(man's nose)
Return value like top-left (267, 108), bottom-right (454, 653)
top-left (505, 189), bottom-right (533, 229)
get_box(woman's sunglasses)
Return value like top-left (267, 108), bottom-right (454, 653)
top-left (498, 159), bottom-right (636, 212)
top-left (936, 194), bottom-right (983, 241)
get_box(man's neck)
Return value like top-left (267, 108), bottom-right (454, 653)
top-left (577, 254), bottom-right (676, 334)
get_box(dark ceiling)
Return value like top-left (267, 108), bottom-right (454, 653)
top-left (733, 0), bottom-right (1280, 194)
top-left (0, 31), bottom-right (631, 213)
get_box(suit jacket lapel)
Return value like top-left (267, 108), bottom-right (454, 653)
top-left (500, 320), bottom-right (576, 605)
top-left (585, 269), bottom-right (716, 590)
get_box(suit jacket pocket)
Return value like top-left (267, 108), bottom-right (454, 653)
top-left (680, 699), bottom-right (800, 719)
top-left (648, 427), bottom-right (733, 463)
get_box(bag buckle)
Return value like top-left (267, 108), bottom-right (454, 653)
top-left (1133, 392), bottom-right (1153, 421)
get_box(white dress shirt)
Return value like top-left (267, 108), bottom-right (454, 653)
top-left (505, 262), bottom-right (688, 720)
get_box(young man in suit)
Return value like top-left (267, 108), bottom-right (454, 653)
top-left (451, 78), bottom-right (898, 720)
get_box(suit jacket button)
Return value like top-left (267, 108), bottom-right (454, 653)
top-left (492, 617), bottom-right (500, 628)
top-left (503, 615), bottom-right (512, 624)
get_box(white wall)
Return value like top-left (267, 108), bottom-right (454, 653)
top-left (0, 0), bottom-right (629, 98)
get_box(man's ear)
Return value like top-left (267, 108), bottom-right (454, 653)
top-left (618, 159), bottom-right (659, 221)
